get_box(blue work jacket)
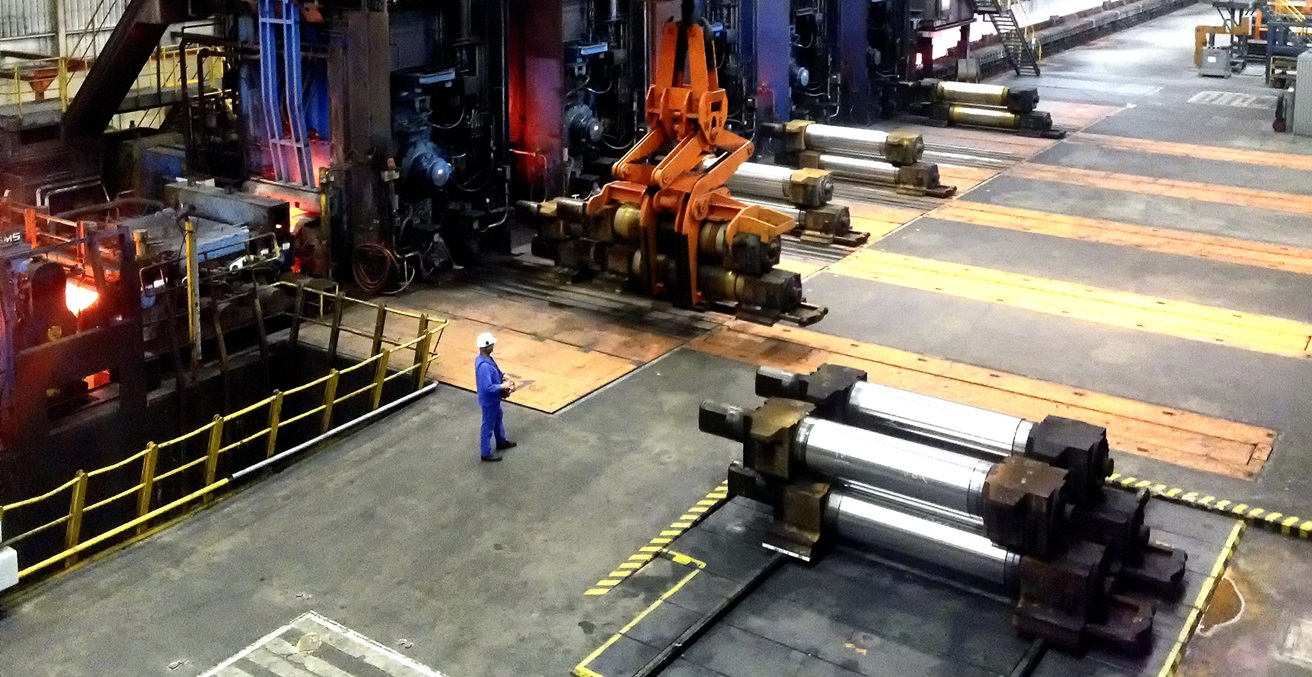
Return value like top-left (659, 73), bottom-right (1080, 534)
top-left (475, 353), bottom-right (505, 408)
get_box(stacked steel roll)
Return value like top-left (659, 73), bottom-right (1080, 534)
top-left (707, 159), bottom-right (863, 246)
top-left (763, 120), bottom-right (957, 199)
top-left (700, 363), bottom-right (1189, 655)
top-left (902, 80), bottom-right (1064, 139)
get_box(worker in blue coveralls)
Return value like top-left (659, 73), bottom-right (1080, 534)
top-left (475, 332), bottom-right (517, 462)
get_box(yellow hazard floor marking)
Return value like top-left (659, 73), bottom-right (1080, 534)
top-left (828, 249), bottom-right (1312, 359)
top-left (1072, 132), bottom-right (1312, 172)
top-left (930, 201), bottom-right (1312, 276)
top-left (584, 481), bottom-right (730, 596)
top-left (1108, 472), bottom-right (1312, 541)
top-left (1008, 163), bottom-right (1312, 217)
top-left (574, 550), bottom-right (707, 677)
top-left (1156, 520), bottom-right (1246, 677)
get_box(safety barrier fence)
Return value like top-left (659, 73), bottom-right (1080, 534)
top-left (0, 45), bottom-right (224, 126)
top-left (0, 282), bottom-right (446, 583)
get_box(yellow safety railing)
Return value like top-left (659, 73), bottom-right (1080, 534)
top-left (67, 0), bottom-right (127, 67)
top-left (1276, 0), bottom-right (1306, 20)
top-left (1, 45), bottom-right (225, 125)
top-left (0, 55), bottom-right (66, 120)
top-left (0, 284), bottom-right (447, 583)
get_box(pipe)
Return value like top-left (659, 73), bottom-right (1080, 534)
top-left (233, 382), bottom-right (439, 479)
top-left (35, 179), bottom-right (101, 208)
top-left (798, 417), bottom-right (993, 517)
top-left (826, 487), bottom-right (1021, 590)
top-left (55, 198), bottom-right (164, 221)
top-left (845, 381), bottom-right (1034, 460)
top-left (184, 218), bottom-right (201, 368)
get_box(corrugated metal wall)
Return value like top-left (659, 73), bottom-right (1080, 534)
top-left (0, 0), bottom-right (127, 55)
top-left (0, 0), bottom-right (52, 40)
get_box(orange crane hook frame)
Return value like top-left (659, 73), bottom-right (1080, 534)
top-left (584, 12), bottom-right (795, 307)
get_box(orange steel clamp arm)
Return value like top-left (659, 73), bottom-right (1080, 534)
top-left (585, 10), bottom-right (790, 305)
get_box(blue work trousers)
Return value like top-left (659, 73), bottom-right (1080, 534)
top-left (480, 403), bottom-right (509, 457)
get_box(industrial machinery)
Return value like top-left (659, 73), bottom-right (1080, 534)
top-left (700, 363), bottom-right (1187, 653)
top-left (0, 200), bottom-right (149, 502)
top-left (765, 120), bottom-right (957, 196)
top-left (1194, 6), bottom-right (1251, 78)
top-left (512, 0), bottom-right (649, 197)
top-left (0, 189), bottom-right (292, 504)
top-left (901, 80), bottom-right (1064, 138)
top-left (520, 2), bottom-right (826, 326)
top-left (698, 0), bottom-right (869, 133)
top-left (169, 0), bottom-right (514, 293)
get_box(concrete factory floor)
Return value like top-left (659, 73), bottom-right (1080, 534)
top-left (4, 3), bottom-right (1312, 676)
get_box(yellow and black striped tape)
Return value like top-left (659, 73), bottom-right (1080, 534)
top-left (574, 550), bottom-right (707, 677)
top-left (584, 481), bottom-right (729, 596)
top-left (1108, 473), bottom-right (1312, 540)
top-left (1156, 520), bottom-right (1245, 677)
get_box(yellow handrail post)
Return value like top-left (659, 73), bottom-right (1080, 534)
top-left (57, 58), bottom-right (69, 110)
top-left (64, 471), bottom-right (89, 556)
top-left (371, 351), bottom-right (391, 410)
top-left (321, 369), bottom-right (340, 433)
top-left (203, 416), bottom-right (225, 491)
top-left (413, 315), bottom-right (432, 392)
top-left (265, 391), bottom-right (284, 458)
top-left (136, 443), bottom-right (159, 533)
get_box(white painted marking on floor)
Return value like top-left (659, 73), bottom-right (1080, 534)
top-left (246, 647), bottom-right (318, 677)
top-left (201, 611), bottom-right (449, 677)
top-left (214, 667), bottom-right (258, 677)
top-left (303, 617), bottom-right (436, 677)
top-left (1277, 616), bottom-right (1312, 669)
top-left (1188, 90), bottom-right (1277, 109)
top-left (266, 637), bottom-right (358, 677)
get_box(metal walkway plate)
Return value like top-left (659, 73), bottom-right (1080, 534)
top-left (202, 611), bottom-right (448, 677)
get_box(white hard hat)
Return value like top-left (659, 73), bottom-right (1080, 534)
top-left (476, 332), bottom-right (497, 349)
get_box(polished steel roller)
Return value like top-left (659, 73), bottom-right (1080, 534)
top-left (844, 381), bottom-right (1034, 460)
top-left (826, 488), bottom-right (1021, 589)
top-left (798, 418), bottom-right (994, 517)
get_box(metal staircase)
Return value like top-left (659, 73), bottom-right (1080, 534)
top-left (61, 0), bottom-right (198, 138)
top-left (971, 0), bottom-right (1041, 77)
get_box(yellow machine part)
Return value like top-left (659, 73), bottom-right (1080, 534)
top-left (935, 81), bottom-right (1011, 108)
top-left (1194, 19), bottom-right (1250, 66)
top-left (947, 106), bottom-right (1020, 129)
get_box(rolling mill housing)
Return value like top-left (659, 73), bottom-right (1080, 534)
top-left (0, 0), bottom-right (1311, 675)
